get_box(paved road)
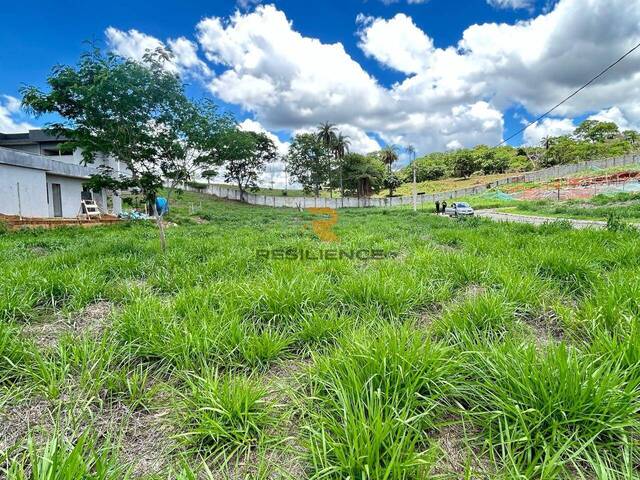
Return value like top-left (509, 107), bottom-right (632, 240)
top-left (474, 210), bottom-right (609, 229)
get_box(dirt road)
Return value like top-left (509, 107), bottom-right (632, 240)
top-left (474, 210), bottom-right (609, 229)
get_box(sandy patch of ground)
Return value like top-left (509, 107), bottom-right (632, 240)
top-left (23, 301), bottom-right (113, 349)
top-left (431, 418), bottom-right (490, 478)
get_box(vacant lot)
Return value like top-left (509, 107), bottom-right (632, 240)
top-left (1, 194), bottom-right (639, 479)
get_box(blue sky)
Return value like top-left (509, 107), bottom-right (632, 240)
top-left (1, 0), bottom-right (639, 181)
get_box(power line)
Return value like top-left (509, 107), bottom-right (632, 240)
top-left (497, 40), bottom-right (640, 147)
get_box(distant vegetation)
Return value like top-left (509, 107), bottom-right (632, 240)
top-left (284, 119), bottom-right (640, 199)
top-left (399, 119), bottom-right (639, 185)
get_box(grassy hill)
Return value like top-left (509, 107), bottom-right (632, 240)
top-left (1, 196), bottom-right (639, 478)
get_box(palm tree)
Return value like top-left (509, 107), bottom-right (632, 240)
top-left (380, 145), bottom-right (399, 174)
top-left (380, 145), bottom-right (400, 197)
top-left (317, 122), bottom-right (338, 197)
top-left (404, 144), bottom-right (416, 163)
top-left (405, 144), bottom-right (417, 211)
top-left (333, 133), bottom-right (351, 200)
top-left (541, 136), bottom-right (556, 150)
top-left (317, 122), bottom-right (338, 149)
top-left (333, 133), bottom-right (351, 159)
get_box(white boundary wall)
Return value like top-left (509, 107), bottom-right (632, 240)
top-left (184, 154), bottom-right (640, 209)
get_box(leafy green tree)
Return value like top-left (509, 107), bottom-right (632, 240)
top-left (452, 149), bottom-right (479, 178)
top-left (410, 152), bottom-right (450, 181)
top-left (21, 48), bottom-right (232, 251)
top-left (574, 120), bottom-right (620, 143)
top-left (287, 133), bottom-right (331, 197)
top-left (416, 163), bottom-right (446, 181)
top-left (220, 130), bottom-right (276, 202)
top-left (476, 146), bottom-right (511, 174)
top-left (341, 153), bottom-right (385, 197)
top-left (22, 49), bottom-right (183, 206)
top-left (383, 172), bottom-right (403, 197)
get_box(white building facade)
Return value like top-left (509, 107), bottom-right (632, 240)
top-left (0, 130), bottom-right (122, 218)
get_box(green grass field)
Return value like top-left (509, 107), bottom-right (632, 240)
top-left (1, 192), bottom-right (640, 478)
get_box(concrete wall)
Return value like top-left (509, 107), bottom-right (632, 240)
top-left (6, 144), bottom-right (41, 155)
top-left (46, 174), bottom-right (85, 217)
top-left (182, 154), bottom-right (640, 209)
top-left (0, 146), bottom-right (124, 218)
top-left (0, 164), bottom-right (49, 217)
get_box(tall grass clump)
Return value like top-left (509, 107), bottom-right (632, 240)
top-left (533, 250), bottom-right (596, 296)
top-left (302, 326), bottom-right (458, 479)
top-left (430, 292), bottom-right (520, 347)
top-left (241, 271), bottom-right (331, 328)
top-left (463, 342), bottom-right (640, 478)
top-left (337, 264), bottom-right (430, 320)
top-left (577, 269), bottom-right (640, 337)
top-left (5, 434), bottom-right (131, 480)
top-left (115, 296), bottom-right (243, 371)
top-left (176, 372), bottom-right (275, 457)
top-left (0, 322), bottom-right (34, 385)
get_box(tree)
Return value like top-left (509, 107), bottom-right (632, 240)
top-left (341, 153), bottom-right (385, 197)
top-left (475, 145), bottom-right (510, 174)
top-left (574, 120), bottom-right (620, 143)
top-left (380, 145), bottom-right (399, 174)
top-left (383, 172), bottom-right (403, 197)
top-left (623, 130), bottom-right (640, 146)
top-left (379, 145), bottom-right (400, 196)
top-left (452, 149), bottom-right (479, 178)
top-left (316, 122), bottom-right (338, 197)
top-left (316, 122), bottom-right (338, 149)
top-left (22, 48), bottom-right (232, 251)
top-left (410, 152), bottom-right (449, 181)
top-left (332, 133), bottom-right (351, 198)
top-left (220, 130), bottom-right (276, 202)
top-left (541, 136), bottom-right (556, 150)
top-left (287, 133), bottom-right (331, 197)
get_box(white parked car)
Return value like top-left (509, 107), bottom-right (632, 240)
top-left (445, 202), bottom-right (475, 217)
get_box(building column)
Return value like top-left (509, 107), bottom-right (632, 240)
top-left (111, 191), bottom-right (122, 215)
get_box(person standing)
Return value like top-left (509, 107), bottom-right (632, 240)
top-left (442, 201), bottom-right (447, 215)
top-left (435, 200), bottom-right (440, 215)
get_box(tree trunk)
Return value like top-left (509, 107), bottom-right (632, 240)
top-left (153, 203), bottom-right (167, 253)
top-left (238, 180), bottom-right (246, 202)
top-left (156, 215), bottom-right (167, 252)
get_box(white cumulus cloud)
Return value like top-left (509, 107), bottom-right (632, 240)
top-left (195, 4), bottom-right (504, 155)
top-left (356, 13), bottom-right (434, 74)
top-left (101, 0), bottom-right (640, 168)
top-left (0, 95), bottom-right (36, 133)
top-left (522, 118), bottom-right (576, 146)
top-left (106, 27), bottom-right (211, 78)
